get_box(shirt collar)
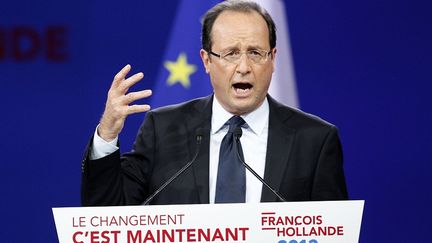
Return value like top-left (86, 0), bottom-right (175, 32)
top-left (211, 95), bottom-right (269, 135)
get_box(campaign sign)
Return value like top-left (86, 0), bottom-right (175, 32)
top-left (53, 200), bottom-right (364, 243)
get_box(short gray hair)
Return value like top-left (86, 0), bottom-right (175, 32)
top-left (201, 0), bottom-right (277, 52)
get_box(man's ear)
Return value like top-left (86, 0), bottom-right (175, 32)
top-left (271, 48), bottom-right (277, 73)
top-left (200, 49), bottom-right (211, 74)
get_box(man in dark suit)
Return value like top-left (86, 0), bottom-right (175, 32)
top-left (82, 0), bottom-right (348, 206)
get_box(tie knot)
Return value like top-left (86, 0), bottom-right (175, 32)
top-left (227, 116), bottom-right (245, 133)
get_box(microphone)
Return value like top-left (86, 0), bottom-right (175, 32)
top-left (142, 128), bottom-right (204, 205)
top-left (234, 127), bottom-right (287, 202)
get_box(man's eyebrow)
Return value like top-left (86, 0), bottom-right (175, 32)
top-left (217, 44), bottom-right (267, 52)
top-left (247, 45), bottom-right (266, 50)
top-left (220, 46), bottom-right (240, 52)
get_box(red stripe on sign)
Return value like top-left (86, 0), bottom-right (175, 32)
top-left (261, 212), bottom-right (276, 215)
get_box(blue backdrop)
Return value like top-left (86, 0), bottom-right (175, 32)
top-left (1, 0), bottom-right (431, 242)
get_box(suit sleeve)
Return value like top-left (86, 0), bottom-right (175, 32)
top-left (81, 112), bottom-right (156, 206)
top-left (311, 126), bottom-right (348, 200)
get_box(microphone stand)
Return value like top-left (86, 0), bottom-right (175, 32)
top-left (234, 127), bottom-right (287, 202)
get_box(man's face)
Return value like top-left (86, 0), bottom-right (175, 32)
top-left (200, 10), bottom-right (276, 115)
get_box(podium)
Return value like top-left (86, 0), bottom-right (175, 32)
top-left (53, 200), bottom-right (364, 243)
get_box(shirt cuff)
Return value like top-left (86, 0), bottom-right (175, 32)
top-left (89, 125), bottom-right (119, 160)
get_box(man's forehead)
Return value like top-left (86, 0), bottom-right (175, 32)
top-left (213, 10), bottom-right (266, 26)
top-left (217, 43), bottom-right (267, 51)
top-left (211, 10), bottom-right (269, 49)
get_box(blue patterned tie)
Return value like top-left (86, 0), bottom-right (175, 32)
top-left (215, 116), bottom-right (246, 203)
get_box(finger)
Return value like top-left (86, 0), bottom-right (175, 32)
top-left (118, 72), bottom-right (144, 92)
top-left (111, 64), bottom-right (131, 88)
top-left (124, 89), bottom-right (153, 104)
top-left (127, 104), bottom-right (151, 115)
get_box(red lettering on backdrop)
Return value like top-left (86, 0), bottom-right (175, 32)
top-left (12, 26), bottom-right (40, 61)
top-left (0, 28), bottom-right (5, 59)
top-left (46, 26), bottom-right (68, 61)
top-left (0, 25), bottom-right (68, 62)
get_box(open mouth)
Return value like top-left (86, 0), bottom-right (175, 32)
top-left (232, 83), bottom-right (253, 94)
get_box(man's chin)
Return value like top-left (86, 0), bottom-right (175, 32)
top-left (227, 100), bottom-right (257, 116)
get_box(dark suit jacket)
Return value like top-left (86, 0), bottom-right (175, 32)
top-left (81, 95), bottom-right (348, 206)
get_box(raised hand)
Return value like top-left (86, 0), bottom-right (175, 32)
top-left (98, 64), bottom-right (152, 141)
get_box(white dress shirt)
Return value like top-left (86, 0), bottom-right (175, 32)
top-left (209, 97), bottom-right (269, 203)
top-left (90, 125), bottom-right (119, 160)
top-left (90, 96), bottom-right (269, 203)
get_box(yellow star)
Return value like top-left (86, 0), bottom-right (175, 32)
top-left (164, 52), bottom-right (197, 88)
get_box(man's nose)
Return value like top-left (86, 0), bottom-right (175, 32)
top-left (236, 54), bottom-right (252, 74)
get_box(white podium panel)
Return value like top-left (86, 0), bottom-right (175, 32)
top-left (53, 200), bottom-right (364, 243)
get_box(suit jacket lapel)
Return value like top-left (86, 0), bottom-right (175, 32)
top-left (182, 94), bottom-right (295, 203)
top-left (261, 96), bottom-right (296, 202)
top-left (186, 95), bottom-right (213, 204)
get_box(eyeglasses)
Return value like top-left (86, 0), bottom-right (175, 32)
top-left (208, 49), bottom-right (272, 64)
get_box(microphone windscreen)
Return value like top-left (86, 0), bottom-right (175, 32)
top-left (195, 127), bottom-right (204, 144)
